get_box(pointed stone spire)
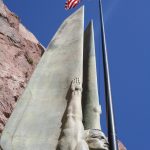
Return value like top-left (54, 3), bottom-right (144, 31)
top-left (82, 21), bottom-right (102, 130)
top-left (1, 6), bottom-right (84, 150)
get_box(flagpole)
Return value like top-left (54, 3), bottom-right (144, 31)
top-left (98, 0), bottom-right (118, 150)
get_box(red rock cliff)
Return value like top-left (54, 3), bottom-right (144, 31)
top-left (0, 0), bottom-right (44, 135)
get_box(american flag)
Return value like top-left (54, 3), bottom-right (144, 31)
top-left (65, 0), bottom-right (81, 10)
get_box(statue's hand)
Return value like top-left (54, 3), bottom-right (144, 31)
top-left (71, 77), bottom-right (82, 92)
top-left (84, 129), bottom-right (109, 150)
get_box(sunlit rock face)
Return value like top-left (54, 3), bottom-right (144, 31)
top-left (118, 141), bottom-right (127, 150)
top-left (0, 0), bottom-right (44, 136)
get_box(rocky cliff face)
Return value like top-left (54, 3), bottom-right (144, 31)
top-left (0, 0), bottom-right (44, 135)
top-left (118, 141), bottom-right (127, 150)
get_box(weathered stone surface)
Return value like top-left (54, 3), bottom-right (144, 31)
top-left (1, 7), bottom-right (84, 150)
top-left (82, 21), bottom-right (101, 130)
top-left (0, 0), bottom-right (44, 136)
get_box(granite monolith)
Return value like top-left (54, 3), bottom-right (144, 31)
top-left (82, 21), bottom-right (101, 130)
top-left (1, 7), bottom-right (84, 150)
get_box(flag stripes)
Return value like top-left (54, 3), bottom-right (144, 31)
top-left (65, 0), bottom-right (80, 10)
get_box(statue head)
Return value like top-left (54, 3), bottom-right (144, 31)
top-left (84, 129), bottom-right (109, 150)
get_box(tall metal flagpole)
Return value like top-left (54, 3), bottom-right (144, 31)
top-left (98, 0), bottom-right (118, 150)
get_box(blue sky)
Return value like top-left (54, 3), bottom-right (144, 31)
top-left (4, 0), bottom-right (150, 149)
